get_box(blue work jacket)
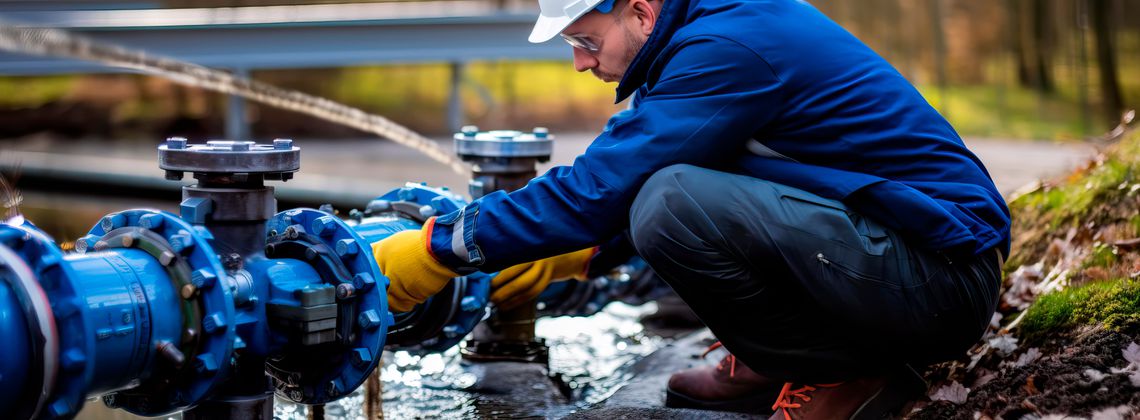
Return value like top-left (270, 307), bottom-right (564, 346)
top-left (428, 0), bottom-right (1011, 273)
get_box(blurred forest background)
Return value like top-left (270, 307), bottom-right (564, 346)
top-left (0, 0), bottom-right (1137, 141)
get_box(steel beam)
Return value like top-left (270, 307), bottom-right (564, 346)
top-left (0, 2), bottom-right (569, 75)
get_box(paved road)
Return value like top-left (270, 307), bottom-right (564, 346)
top-left (300, 133), bottom-right (1098, 198)
top-left (4, 133), bottom-right (1095, 207)
top-left (962, 138), bottom-right (1096, 197)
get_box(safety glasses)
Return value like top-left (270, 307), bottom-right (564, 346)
top-left (560, 33), bottom-right (601, 53)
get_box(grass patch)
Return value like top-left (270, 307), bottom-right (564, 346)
top-left (1007, 129), bottom-right (1140, 341)
top-left (0, 75), bottom-right (76, 108)
top-left (1007, 157), bottom-right (1133, 235)
top-left (1019, 279), bottom-right (1140, 343)
top-left (1003, 128), bottom-right (1140, 274)
top-left (1009, 129), bottom-right (1140, 223)
top-left (1084, 242), bottom-right (1118, 269)
top-left (917, 84), bottom-right (1101, 141)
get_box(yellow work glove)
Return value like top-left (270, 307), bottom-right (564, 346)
top-left (371, 218), bottom-right (460, 313)
top-left (491, 247), bottom-right (598, 311)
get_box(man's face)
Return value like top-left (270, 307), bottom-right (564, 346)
top-left (561, 1), bottom-right (650, 83)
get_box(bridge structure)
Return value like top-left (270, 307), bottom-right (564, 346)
top-left (0, 1), bottom-right (568, 137)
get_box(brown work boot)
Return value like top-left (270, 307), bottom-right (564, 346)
top-left (768, 366), bottom-right (926, 420)
top-left (665, 342), bottom-right (782, 414)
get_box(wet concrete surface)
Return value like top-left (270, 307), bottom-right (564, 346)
top-left (325, 302), bottom-right (752, 419)
top-left (568, 329), bottom-right (762, 420)
top-left (262, 302), bottom-right (677, 419)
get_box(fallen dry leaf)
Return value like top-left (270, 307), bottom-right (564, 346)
top-left (988, 335), bottom-right (1019, 357)
top-left (1014, 348), bottom-right (1042, 367)
top-left (1123, 342), bottom-right (1140, 366)
top-left (929, 381), bottom-right (970, 404)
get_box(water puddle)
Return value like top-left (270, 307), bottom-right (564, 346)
top-left (274, 302), bottom-right (667, 419)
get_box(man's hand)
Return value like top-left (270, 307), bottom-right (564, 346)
top-left (371, 218), bottom-right (460, 312)
top-left (491, 247), bottom-right (598, 310)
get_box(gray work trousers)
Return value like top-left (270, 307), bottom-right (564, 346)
top-left (628, 164), bottom-right (1002, 383)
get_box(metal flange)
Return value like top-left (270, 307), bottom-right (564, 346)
top-left (453, 126), bottom-right (553, 160)
top-left (158, 138), bottom-right (299, 181)
top-left (264, 208), bottom-right (389, 405)
top-left (0, 222), bottom-right (77, 419)
top-left (77, 210), bottom-right (235, 416)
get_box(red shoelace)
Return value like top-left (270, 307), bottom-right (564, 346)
top-left (771, 382), bottom-right (843, 418)
top-left (700, 341), bottom-right (738, 377)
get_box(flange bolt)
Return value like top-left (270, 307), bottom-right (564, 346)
top-left (335, 239), bottom-right (359, 257)
top-left (335, 283), bottom-right (356, 300)
top-left (166, 137), bottom-right (188, 150)
top-left (358, 310), bottom-right (381, 330)
top-left (312, 216), bottom-right (338, 237)
top-left (273, 138), bottom-right (294, 150)
top-left (461, 125), bottom-right (479, 137)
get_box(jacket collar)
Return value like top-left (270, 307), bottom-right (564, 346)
top-left (614, 0), bottom-right (691, 102)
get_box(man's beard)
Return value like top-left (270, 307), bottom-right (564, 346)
top-left (592, 26), bottom-right (645, 83)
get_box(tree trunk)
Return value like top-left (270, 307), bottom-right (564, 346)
top-left (1031, 0), bottom-right (1055, 93)
top-left (1090, 0), bottom-right (1125, 123)
top-left (1013, 0), bottom-right (1055, 93)
top-left (1010, 0), bottom-right (1031, 86)
top-left (929, 0), bottom-right (948, 113)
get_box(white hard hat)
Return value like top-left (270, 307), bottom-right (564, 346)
top-left (529, 0), bottom-right (617, 43)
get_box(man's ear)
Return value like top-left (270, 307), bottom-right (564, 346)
top-left (627, 0), bottom-right (658, 37)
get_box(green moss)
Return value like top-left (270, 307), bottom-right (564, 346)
top-left (1055, 161), bottom-right (1126, 215)
top-left (1019, 279), bottom-right (1140, 342)
top-left (1008, 134), bottom-right (1138, 235)
top-left (1084, 242), bottom-right (1118, 268)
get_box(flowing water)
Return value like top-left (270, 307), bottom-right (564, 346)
top-left (0, 24), bottom-right (468, 175)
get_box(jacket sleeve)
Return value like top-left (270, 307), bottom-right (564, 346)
top-left (585, 232), bottom-right (637, 279)
top-left (429, 36), bottom-right (785, 273)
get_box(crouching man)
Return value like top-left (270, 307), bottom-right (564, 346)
top-left (372, 0), bottom-right (1009, 417)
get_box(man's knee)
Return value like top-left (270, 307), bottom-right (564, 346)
top-left (629, 164), bottom-right (705, 257)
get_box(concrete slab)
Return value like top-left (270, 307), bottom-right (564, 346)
top-left (570, 329), bottom-right (763, 419)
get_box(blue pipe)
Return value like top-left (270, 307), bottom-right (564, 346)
top-left (63, 249), bottom-right (183, 394)
top-left (0, 176), bottom-right (668, 419)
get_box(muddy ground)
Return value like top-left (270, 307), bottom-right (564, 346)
top-left (911, 327), bottom-right (1140, 419)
